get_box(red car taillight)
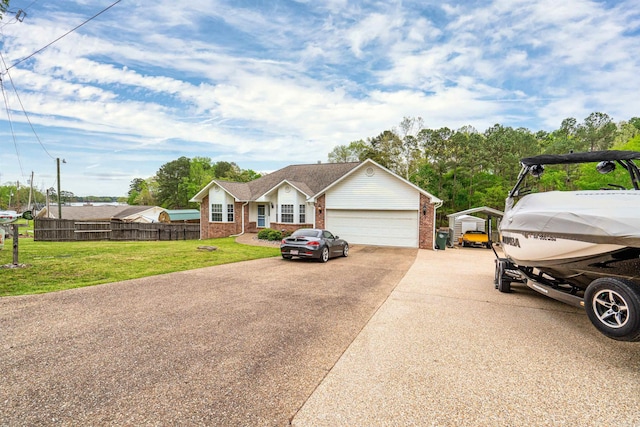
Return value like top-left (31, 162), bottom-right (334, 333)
top-left (281, 239), bottom-right (287, 244)
top-left (307, 241), bottom-right (320, 247)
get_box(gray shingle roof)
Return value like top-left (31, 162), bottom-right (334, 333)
top-left (217, 162), bottom-right (361, 201)
top-left (38, 205), bottom-right (158, 221)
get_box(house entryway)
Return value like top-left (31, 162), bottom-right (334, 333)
top-left (257, 204), bottom-right (267, 228)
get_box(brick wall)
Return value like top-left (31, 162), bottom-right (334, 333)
top-left (199, 198), bottom-right (244, 239)
top-left (419, 194), bottom-right (435, 249)
top-left (315, 194), bottom-right (325, 229)
top-left (199, 195), bottom-right (209, 239)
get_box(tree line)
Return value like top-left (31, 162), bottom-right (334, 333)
top-left (3, 112), bottom-right (638, 224)
top-left (0, 183), bottom-right (121, 212)
top-left (127, 157), bottom-right (260, 208)
top-left (125, 112), bottom-right (639, 224)
top-left (327, 113), bottom-right (640, 224)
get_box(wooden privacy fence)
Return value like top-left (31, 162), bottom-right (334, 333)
top-left (34, 219), bottom-right (200, 242)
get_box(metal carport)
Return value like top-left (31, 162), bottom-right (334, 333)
top-left (447, 206), bottom-right (504, 246)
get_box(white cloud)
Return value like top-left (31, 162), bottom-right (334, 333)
top-left (0, 0), bottom-right (639, 196)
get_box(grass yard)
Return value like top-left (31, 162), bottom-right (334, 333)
top-left (0, 237), bottom-right (280, 297)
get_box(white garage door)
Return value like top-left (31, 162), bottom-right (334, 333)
top-left (325, 209), bottom-right (419, 248)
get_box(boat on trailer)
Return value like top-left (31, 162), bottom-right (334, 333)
top-left (0, 210), bottom-right (20, 224)
top-left (495, 150), bottom-right (640, 342)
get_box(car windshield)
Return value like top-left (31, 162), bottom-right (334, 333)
top-left (292, 229), bottom-right (320, 238)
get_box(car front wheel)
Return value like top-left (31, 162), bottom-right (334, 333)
top-left (342, 244), bottom-right (349, 257)
top-left (319, 246), bottom-right (329, 263)
top-left (585, 277), bottom-right (640, 342)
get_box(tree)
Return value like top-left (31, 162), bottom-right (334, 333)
top-left (393, 117), bottom-right (424, 179)
top-left (135, 179), bottom-right (158, 206)
top-left (577, 112), bottom-right (616, 152)
top-left (366, 130), bottom-right (403, 171)
top-left (613, 119), bottom-right (640, 146)
top-left (417, 126), bottom-right (453, 199)
top-left (541, 118), bottom-right (581, 154)
top-left (0, 1), bottom-right (10, 19)
top-left (155, 156), bottom-right (192, 208)
top-left (328, 140), bottom-right (372, 163)
top-left (127, 178), bottom-right (148, 205)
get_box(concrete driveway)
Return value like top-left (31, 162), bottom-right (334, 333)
top-left (0, 245), bottom-right (417, 426)
top-left (293, 247), bottom-right (640, 426)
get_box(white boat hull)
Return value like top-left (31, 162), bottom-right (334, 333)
top-left (500, 190), bottom-right (640, 266)
top-left (500, 230), bottom-right (625, 265)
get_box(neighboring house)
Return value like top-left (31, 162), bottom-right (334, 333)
top-left (36, 205), bottom-right (165, 223)
top-left (190, 159), bottom-right (443, 249)
top-left (158, 209), bottom-right (201, 223)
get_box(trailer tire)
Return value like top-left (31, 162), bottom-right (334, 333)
top-left (496, 259), bottom-right (511, 293)
top-left (585, 278), bottom-right (640, 342)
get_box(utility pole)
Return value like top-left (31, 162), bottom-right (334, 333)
top-left (57, 158), bottom-right (62, 219)
top-left (27, 171), bottom-right (34, 212)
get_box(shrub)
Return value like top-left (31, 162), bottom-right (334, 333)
top-left (257, 229), bottom-right (271, 240)
top-left (257, 228), bottom-right (283, 241)
top-left (267, 229), bottom-right (282, 241)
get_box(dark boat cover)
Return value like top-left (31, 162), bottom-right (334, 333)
top-left (520, 150), bottom-right (640, 167)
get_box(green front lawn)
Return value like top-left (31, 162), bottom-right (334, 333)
top-left (0, 237), bottom-right (280, 296)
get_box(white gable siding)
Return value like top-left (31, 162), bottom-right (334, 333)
top-left (277, 184), bottom-right (300, 205)
top-left (209, 186), bottom-right (234, 222)
top-left (326, 164), bottom-right (419, 210)
top-left (277, 184), bottom-right (306, 223)
top-left (209, 185), bottom-right (230, 205)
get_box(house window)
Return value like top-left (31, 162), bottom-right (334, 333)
top-left (281, 204), bottom-right (294, 223)
top-left (299, 204), bottom-right (306, 223)
top-left (227, 204), bottom-right (234, 222)
top-left (211, 204), bottom-right (223, 222)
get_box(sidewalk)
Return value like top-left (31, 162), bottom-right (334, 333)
top-left (235, 232), bottom-right (281, 247)
top-left (291, 247), bottom-right (640, 426)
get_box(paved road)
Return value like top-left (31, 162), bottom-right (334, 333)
top-left (1, 246), bottom-right (417, 426)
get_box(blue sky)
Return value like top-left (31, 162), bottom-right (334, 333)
top-left (0, 0), bottom-right (638, 197)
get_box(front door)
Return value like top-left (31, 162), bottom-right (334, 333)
top-left (257, 204), bottom-right (266, 227)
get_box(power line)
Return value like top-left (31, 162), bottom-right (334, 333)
top-left (0, 50), bottom-right (54, 160)
top-left (0, 0), bottom-right (39, 30)
top-left (4, 0), bottom-right (123, 73)
top-left (0, 77), bottom-right (25, 178)
top-left (0, 1), bottom-right (122, 184)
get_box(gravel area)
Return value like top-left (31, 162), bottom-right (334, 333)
top-left (1, 244), bottom-right (416, 426)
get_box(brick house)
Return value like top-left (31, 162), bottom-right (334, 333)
top-left (190, 159), bottom-right (442, 249)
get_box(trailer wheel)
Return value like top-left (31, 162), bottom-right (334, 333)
top-left (495, 259), bottom-right (511, 293)
top-left (585, 278), bottom-right (640, 342)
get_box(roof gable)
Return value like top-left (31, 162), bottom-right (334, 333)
top-left (312, 159), bottom-right (442, 203)
top-left (37, 205), bottom-right (161, 221)
top-left (189, 160), bottom-right (442, 204)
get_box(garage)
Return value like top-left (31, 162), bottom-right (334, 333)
top-left (325, 209), bottom-right (419, 247)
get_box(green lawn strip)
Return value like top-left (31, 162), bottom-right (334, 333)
top-left (0, 237), bottom-right (280, 296)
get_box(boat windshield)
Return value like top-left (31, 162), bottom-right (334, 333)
top-left (508, 150), bottom-right (640, 198)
